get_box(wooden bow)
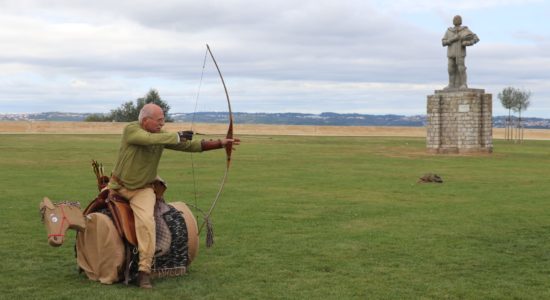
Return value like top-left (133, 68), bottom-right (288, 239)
top-left (197, 44), bottom-right (234, 246)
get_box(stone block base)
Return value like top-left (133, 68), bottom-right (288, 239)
top-left (426, 88), bottom-right (493, 154)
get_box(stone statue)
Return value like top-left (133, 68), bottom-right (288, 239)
top-left (442, 15), bottom-right (479, 89)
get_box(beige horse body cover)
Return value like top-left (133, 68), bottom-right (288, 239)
top-left (40, 198), bottom-right (198, 284)
top-left (76, 212), bottom-right (125, 284)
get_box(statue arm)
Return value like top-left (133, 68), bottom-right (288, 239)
top-left (442, 30), bottom-right (458, 46)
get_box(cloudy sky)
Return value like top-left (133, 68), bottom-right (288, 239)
top-left (1, 0), bottom-right (549, 117)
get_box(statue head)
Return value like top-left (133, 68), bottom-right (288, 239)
top-left (453, 15), bottom-right (462, 27)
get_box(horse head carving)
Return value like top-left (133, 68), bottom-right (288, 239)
top-left (39, 197), bottom-right (86, 247)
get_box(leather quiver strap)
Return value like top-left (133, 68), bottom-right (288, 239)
top-left (107, 195), bottom-right (138, 246)
top-left (201, 139), bottom-right (223, 151)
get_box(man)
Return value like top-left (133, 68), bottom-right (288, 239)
top-left (108, 103), bottom-right (240, 288)
top-left (442, 15), bottom-right (479, 89)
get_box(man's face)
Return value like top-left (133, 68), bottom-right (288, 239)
top-left (142, 110), bottom-right (165, 133)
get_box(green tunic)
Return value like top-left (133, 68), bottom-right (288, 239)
top-left (109, 121), bottom-right (202, 190)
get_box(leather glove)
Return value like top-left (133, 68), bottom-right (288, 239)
top-left (178, 130), bottom-right (194, 141)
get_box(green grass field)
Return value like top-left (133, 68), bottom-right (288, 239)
top-left (1, 134), bottom-right (549, 299)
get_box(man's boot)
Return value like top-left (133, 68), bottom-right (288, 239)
top-left (138, 271), bottom-right (153, 289)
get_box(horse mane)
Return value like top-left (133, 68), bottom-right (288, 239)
top-left (57, 201), bottom-right (81, 208)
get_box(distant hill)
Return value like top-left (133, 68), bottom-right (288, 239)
top-left (171, 112), bottom-right (428, 126)
top-left (1, 111), bottom-right (549, 128)
top-left (0, 112), bottom-right (94, 122)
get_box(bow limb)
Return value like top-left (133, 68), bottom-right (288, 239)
top-left (207, 44), bottom-right (233, 165)
top-left (198, 44), bottom-right (234, 235)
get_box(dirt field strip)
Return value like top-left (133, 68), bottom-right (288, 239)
top-left (1, 121), bottom-right (550, 140)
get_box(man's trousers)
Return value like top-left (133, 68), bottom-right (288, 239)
top-left (114, 186), bottom-right (156, 273)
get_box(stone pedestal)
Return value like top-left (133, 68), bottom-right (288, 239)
top-left (426, 88), bottom-right (492, 154)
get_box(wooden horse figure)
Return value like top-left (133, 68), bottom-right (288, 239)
top-left (39, 196), bottom-right (199, 284)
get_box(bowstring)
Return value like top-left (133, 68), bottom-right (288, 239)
top-left (191, 47), bottom-right (209, 214)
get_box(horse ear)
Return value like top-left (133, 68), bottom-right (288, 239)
top-left (41, 197), bottom-right (55, 210)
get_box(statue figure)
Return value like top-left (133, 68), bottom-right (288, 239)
top-left (442, 15), bottom-right (479, 89)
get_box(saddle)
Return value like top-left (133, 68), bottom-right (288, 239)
top-left (83, 178), bottom-right (171, 251)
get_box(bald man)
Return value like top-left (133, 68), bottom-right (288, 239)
top-left (108, 103), bottom-right (239, 288)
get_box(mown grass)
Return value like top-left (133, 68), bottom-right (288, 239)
top-left (1, 134), bottom-right (549, 299)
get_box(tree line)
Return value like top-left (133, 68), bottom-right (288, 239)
top-left (85, 89), bottom-right (173, 122)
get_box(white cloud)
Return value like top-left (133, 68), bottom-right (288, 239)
top-left (0, 0), bottom-right (548, 117)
